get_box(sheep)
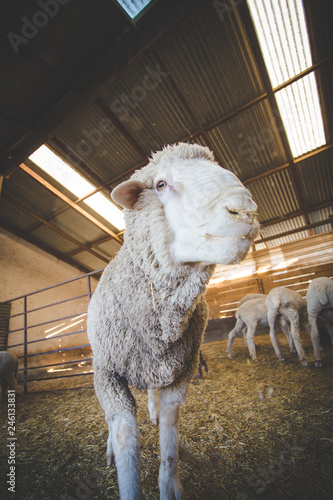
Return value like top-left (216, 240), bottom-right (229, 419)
top-left (226, 295), bottom-right (293, 360)
top-left (265, 287), bottom-right (310, 366)
top-left (87, 142), bottom-right (259, 500)
top-left (306, 277), bottom-right (333, 367)
top-left (0, 351), bottom-right (18, 402)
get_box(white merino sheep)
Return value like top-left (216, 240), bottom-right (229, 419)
top-left (226, 295), bottom-right (292, 360)
top-left (306, 277), bottom-right (333, 367)
top-left (87, 143), bottom-right (259, 500)
top-left (0, 351), bottom-right (18, 402)
top-left (265, 287), bottom-right (310, 366)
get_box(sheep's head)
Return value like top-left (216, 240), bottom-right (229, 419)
top-left (112, 143), bottom-right (259, 267)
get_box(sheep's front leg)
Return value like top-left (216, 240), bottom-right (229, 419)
top-left (226, 319), bottom-right (245, 357)
top-left (158, 388), bottom-right (186, 500)
top-left (94, 366), bottom-right (140, 500)
top-left (148, 388), bottom-right (159, 425)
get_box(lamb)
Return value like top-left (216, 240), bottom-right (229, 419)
top-left (226, 295), bottom-right (292, 360)
top-left (87, 142), bottom-right (259, 500)
top-left (306, 277), bottom-right (333, 367)
top-left (0, 351), bottom-right (18, 402)
top-left (265, 287), bottom-right (310, 366)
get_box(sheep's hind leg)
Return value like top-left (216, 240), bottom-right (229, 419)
top-left (158, 386), bottom-right (186, 500)
top-left (226, 319), bottom-right (245, 358)
top-left (93, 366), bottom-right (140, 500)
top-left (283, 308), bottom-right (307, 367)
top-left (308, 313), bottom-right (322, 368)
top-left (246, 323), bottom-right (258, 361)
top-left (267, 309), bottom-right (284, 361)
top-left (148, 388), bottom-right (159, 425)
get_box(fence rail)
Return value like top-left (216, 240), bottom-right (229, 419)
top-left (3, 269), bottom-right (104, 393)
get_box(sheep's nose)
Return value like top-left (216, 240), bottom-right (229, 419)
top-left (225, 189), bottom-right (258, 217)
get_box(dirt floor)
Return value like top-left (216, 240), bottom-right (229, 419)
top-left (1, 333), bottom-right (333, 500)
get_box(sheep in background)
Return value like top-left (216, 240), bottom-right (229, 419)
top-left (266, 287), bottom-right (310, 366)
top-left (226, 295), bottom-right (292, 360)
top-left (0, 351), bottom-right (18, 402)
top-left (306, 277), bottom-right (333, 367)
top-left (238, 293), bottom-right (267, 306)
top-left (87, 143), bottom-right (259, 500)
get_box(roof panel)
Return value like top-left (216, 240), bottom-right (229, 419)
top-left (207, 100), bottom-right (287, 181)
top-left (51, 209), bottom-right (109, 246)
top-left (30, 225), bottom-right (79, 254)
top-left (50, 104), bottom-right (143, 184)
top-left (296, 147), bottom-right (333, 207)
top-left (247, 169), bottom-right (300, 222)
top-left (71, 252), bottom-right (108, 272)
top-left (156, 1), bottom-right (264, 128)
top-left (0, 198), bottom-right (37, 232)
top-left (94, 239), bottom-right (122, 259)
top-left (309, 206), bottom-right (333, 235)
top-left (2, 167), bottom-right (67, 218)
top-left (102, 53), bottom-right (198, 155)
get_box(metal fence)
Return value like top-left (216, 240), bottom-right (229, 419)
top-left (3, 269), bottom-right (104, 393)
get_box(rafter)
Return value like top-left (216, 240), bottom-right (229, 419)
top-left (19, 163), bottom-right (123, 244)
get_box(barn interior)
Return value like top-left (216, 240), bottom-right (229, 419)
top-left (0, 1), bottom-right (332, 499)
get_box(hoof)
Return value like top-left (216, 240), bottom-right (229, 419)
top-left (315, 360), bottom-right (322, 368)
top-left (106, 453), bottom-right (114, 467)
top-left (301, 359), bottom-right (308, 367)
top-left (150, 415), bottom-right (159, 426)
top-left (279, 357), bottom-right (285, 362)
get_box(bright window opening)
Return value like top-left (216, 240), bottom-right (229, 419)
top-left (247, 0), bottom-right (326, 157)
top-left (116, 0), bottom-right (153, 19)
top-left (29, 145), bottom-right (125, 231)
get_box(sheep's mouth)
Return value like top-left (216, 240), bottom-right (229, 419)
top-left (227, 207), bottom-right (259, 219)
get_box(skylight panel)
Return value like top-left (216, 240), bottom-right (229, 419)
top-left (247, 0), bottom-right (326, 157)
top-left (116, 0), bottom-right (153, 19)
top-left (29, 145), bottom-right (125, 231)
top-left (275, 74), bottom-right (326, 157)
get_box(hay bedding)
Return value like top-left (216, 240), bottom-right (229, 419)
top-left (1, 333), bottom-right (332, 500)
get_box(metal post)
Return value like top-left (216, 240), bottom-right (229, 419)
top-left (87, 275), bottom-right (92, 301)
top-left (23, 296), bottom-right (28, 394)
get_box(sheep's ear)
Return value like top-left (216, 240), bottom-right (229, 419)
top-left (111, 180), bottom-right (146, 210)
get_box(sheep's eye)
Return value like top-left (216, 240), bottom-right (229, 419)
top-left (156, 180), bottom-right (167, 191)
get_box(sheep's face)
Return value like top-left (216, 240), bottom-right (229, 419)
top-left (152, 159), bottom-right (259, 265)
top-left (112, 155), bottom-right (259, 267)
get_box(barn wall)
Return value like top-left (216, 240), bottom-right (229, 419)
top-left (207, 231), bottom-right (333, 321)
top-left (0, 228), bottom-right (99, 368)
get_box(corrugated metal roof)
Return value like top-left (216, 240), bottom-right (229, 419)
top-left (0, 0), bottom-right (332, 273)
top-left (248, 169), bottom-right (299, 221)
top-left (50, 104), bottom-right (143, 184)
top-left (156, 1), bottom-right (264, 127)
top-left (30, 225), bottom-right (79, 254)
top-left (51, 210), bottom-right (107, 247)
top-left (102, 53), bottom-right (198, 155)
top-left (3, 168), bottom-right (67, 218)
top-left (296, 147), bottom-right (333, 206)
top-left (207, 100), bottom-right (287, 181)
top-left (94, 239), bottom-right (122, 259)
top-left (259, 215), bottom-right (310, 248)
top-left (71, 252), bottom-right (109, 271)
top-left (309, 206), bottom-right (333, 235)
